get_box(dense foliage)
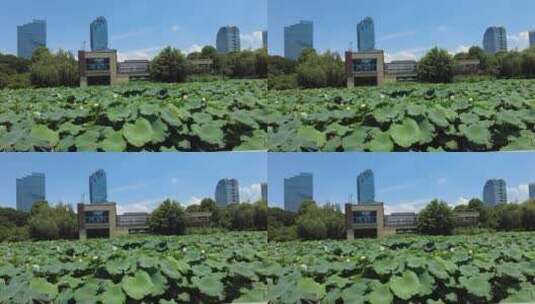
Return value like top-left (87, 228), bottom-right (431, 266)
top-left (417, 48), bottom-right (455, 83)
top-left (267, 79), bottom-right (535, 151)
top-left (0, 80), bottom-right (267, 151)
top-left (0, 232), bottom-right (269, 303)
top-left (268, 232), bottom-right (535, 303)
top-left (149, 200), bottom-right (187, 236)
top-left (417, 200), bottom-right (454, 235)
top-left (29, 47), bottom-right (79, 88)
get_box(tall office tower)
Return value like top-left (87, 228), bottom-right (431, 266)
top-left (529, 182), bottom-right (535, 200)
top-left (357, 17), bottom-right (375, 51)
top-left (483, 179), bottom-right (507, 206)
top-left (89, 169), bottom-right (108, 204)
top-left (284, 173), bottom-right (313, 212)
top-left (215, 178), bottom-right (240, 207)
top-left (17, 19), bottom-right (47, 59)
top-left (216, 26), bottom-right (241, 53)
top-left (90, 16), bottom-right (109, 51)
top-left (483, 26), bottom-right (507, 54)
top-left (530, 31), bottom-right (535, 48)
top-left (357, 169), bottom-right (375, 203)
top-left (261, 182), bottom-right (268, 202)
top-left (16, 173), bottom-right (46, 212)
top-left (262, 30), bottom-right (268, 49)
top-left (284, 20), bottom-right (313, 60)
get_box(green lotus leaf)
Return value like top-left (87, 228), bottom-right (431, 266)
top-left (389, 270), bottom-right (421, 300)
top-left (459, 123), bottom-right (491, 146)
top-left (191, 122), bottom-right (225, 147)
top-left (459, 274), bottom-right (492, 299)
top-left (367, 283), bottom-right (393, 304)
top-left (100, 131), bottom-right (127, 152)
top-left (29, 277), bottom-right (58, 301)
top-left (75, 130), bottom-right (100, 151)
top-left (342, 129), bottom-right (369, 151)
top-left (160, 104), bottom-right (185, 127)
top-left (73, 280), bottom-right (100, 304)
top-left (151, 118), bottom-right (169, 144)
top-left (502, 288), bottom-right (535, 303)
top-left (123, 118), bottom-right (154, 148)
top-left (427, 107), bottom-right (450, 128)
top-left (195, 276), bottom-right (224, 298)
top-left (121, 271), bottom-right (154, 300)
top-left (367, 131), bottom-right (394, 152)
top-left (99, 283), bottom-right (126, 304)
top-left (30, 125), bottom-right (59, 147)
top-left (296, 126), bottom-right (326, 148)
top-left (296, 277), bottom-right (325, 302)
top-left (388, 118), bottom-right (422, 148)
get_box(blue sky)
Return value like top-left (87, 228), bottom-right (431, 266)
top-left (0, 0), bottom-right (267, 60)
top-left (0, 153), bottom-right (267, 214)
top-left (268, 0), bottom-right (535, 61)
top-left (268, 153), bottom-right (535, 213)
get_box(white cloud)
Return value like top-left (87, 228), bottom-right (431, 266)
top-left (117, 46), bottom-right (164, 61)
top-left (508, 31), bottom-right (530, 50)
top-left (240, 183), bottom-right (261, 203)
top-left (384, 198), bottom-right (431, 214)
top-left (450, 45), bottom-right (470, 54)
top-left (171, 24), bottom-right (181, 32)
top-left (240, 31), bottom-right (263, 50)
top-left (184, 196), bottom-right (202, 207)
top-left (384, 47), bottom-right (429, 62)
top-left (508, 184), bottom-right (530, 203)
top-left (185, 44), bottom-right (203, 54)
top-left (117, 198), bottom-right (161, 215)
top-left (450, 197), bottom-right (470, 208)
top-left (377, 31), bottom-right (417, 42)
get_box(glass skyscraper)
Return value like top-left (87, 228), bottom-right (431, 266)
top-left (262, 31), bottom-right (268, 49)
top-left (357, 169), bottom-right (375, 203)
top-left (215, 178), bottom-right (240, 207)
top-left (89, 169), bottom-right (108, 204)
top-left (90, 17), bottom-right (109, 51)
top-left (216, 26), bottom-right (241, 53)
top-left (17, 19), bottom-right (47, 59)
top-left (529, 183), bottom-right (535, 200)
top-left (483, 26), bottom-right (507, 54)
top-left (261, 182), bottom-right (268, 202)
top-left (284, 173), bottom-right (313, 212)
top-left (357, 17), bottom-right (375, 52)
top-left (284, 20), bottom-right (313, 60)
top-left (16, 173), bottom-right (46, 212)
top-left (530, 31), bottom-right (535, 49)
top-left (483, 179), bottom-right (507, 206)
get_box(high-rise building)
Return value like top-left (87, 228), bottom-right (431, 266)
top-left (284, 173), bottom-right (313, 212)
top-left (284, 20), bottom-right (313, 60)
top-left (357, 17), bottom-right (375, 52)
top-left (483, 179), bottom-right (507, 206)
top-left (529, 183), bottom-right (535, 200)
top-left (216, 26), bottom-right (241, 53)
top-left (215, 178), bottom-right (240, 207)
top-left (89, 169), bottom-right (108, 204)
top-left (530, 31), bottom-right (535, 48)
top-left (17, 19), bottom-right (46, 59)
top-left (261, 182), bottom-right (268, 202)
top-left (16, 173), bottom-right (46, 212)
top-left (483, 26), bottom-right (507, 54)
top-left (262, 30), bottom-right (268, 49)
top-left (357, 169), bottom-right (375, 203)
top-left (90, 16), bottom-right (109, 51)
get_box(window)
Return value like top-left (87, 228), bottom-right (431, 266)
top-left (353, 59), bottom-right (377, 72)
top-left (87, 58), bottom-right (110, 71)
top-left (85, 211), bottom-right (109, 224)
top-left (353, 211), bottom-right (377, 224)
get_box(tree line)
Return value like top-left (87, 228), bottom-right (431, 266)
top-left (268, 45), bottom-right (535, 90)
top-left (0, 198), bottom-right (267, 243)
top-left (268, 198), bottom-right (535, 242)
top-left (0, 46), bottom-right (267, 90)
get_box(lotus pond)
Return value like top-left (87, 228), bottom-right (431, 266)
top-left (268, 79), bottom-right (535, 152)
top-left (0, 80), bottom-right (267, 152)
top-left (0, 232), bottom-right (269, 304)
top-left (268, 232), bottom-right (535, 303)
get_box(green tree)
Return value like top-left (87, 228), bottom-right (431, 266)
top-left (522, 200), bottom-right (535, 230)
top-left (149, 199), bottom-right (186, 235)
top-left (296, 214), bottom-right (327, 240)
top-left (29, 48), bottom-right (78, 88)
top-left (417, 199), bottom-right (454, 235)
top-left (417, 47), bottom-right (455, 83)
top-left (150, 47), bottom-right (187, 83)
